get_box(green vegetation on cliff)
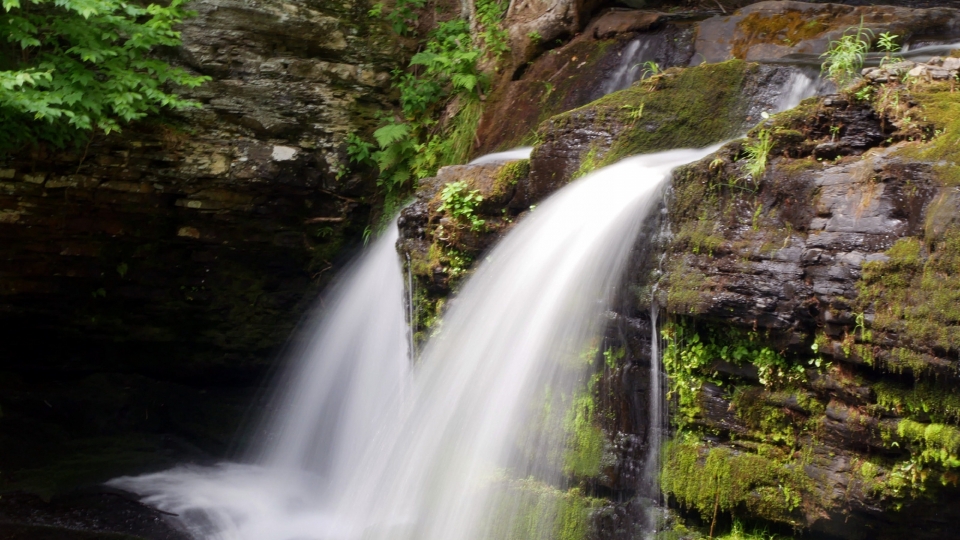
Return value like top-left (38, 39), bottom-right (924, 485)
top-left (349, 0), bottom-right (509, 215)
top-left (662, 438), bottom-right (810, 528)
top-left (484, 477), bottom-right (601, 540)
top-left (655, 70), bottom-right (960, 537)
top-left (0, 0), bottom-right (209, 148)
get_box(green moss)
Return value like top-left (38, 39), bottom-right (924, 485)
top-left (858, 232), bottom-right (960, 358)
top-left (483, 477), bottom-right (602, 540)
top-left (411, 287), bottom-right (444, 346)
top-left (732, 388), bottom-right (824, 447)
top-left (873, 379), bottom-right (960, 424)
top-left (897, 419), bottom-right (960, 468)
top-left (899, 86), bottom-right (960, 176)
top-left (887, 237), bottom-right (923, 267)
top-left (661, 438), bottom-right (809, 527)
top-left (552, 61), bottom-right (754, 169)
top-left (493, 159), bottom-right (530, 197)
top-left (777, 156), bottom-right (821, 177)
top-left (663, 258), bottom-right (710, 315)
top-left (675, 219), bottom-right (725, 256)
top-left (572, 144), bottom-right (602, 180)
top-left (668, 166), bottom-right (717, 224)
top-left (564, 376), bottom-right (609, 478)
top-left (716, 520), bottom-right (795, 540)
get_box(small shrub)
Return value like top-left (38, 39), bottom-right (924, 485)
top-left (877, 32), bottom-right (901, 66)
top-left (743, 129), bottom-right (774, 179)
top-left (820, 19), bottom-right (873, 86)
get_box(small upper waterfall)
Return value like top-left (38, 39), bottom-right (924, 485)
top-left (642, 304), bottom-right (665, 509)
top-left (109, 146), bottom-right (719, 540)
top-left (600, 37), bottom-right (656, 96)
top-left (775, 68), bottom-right (827, 112)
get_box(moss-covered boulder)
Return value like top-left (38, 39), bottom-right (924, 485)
top-left (523, 60), bottom-right (798, 208)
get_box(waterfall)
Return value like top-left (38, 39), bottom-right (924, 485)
top-left (641, 302), bottom-right (665, 533)
top-left (109, 146), bottom-right (719, 540)
top-left (108, 222), bottom-right (411, 539)
top-left (774, 68), bottom-right (827, 112)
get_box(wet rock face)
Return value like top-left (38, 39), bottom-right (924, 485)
top-left (176, 0), bottom-right (398, 146)
top-left (0, 0), bottom-right (402, 382)
top-left (504, 0), bottom-right (607, 72)
top-left (646, 85), bottom-right (960, 536)
top-left (0, 491), bottom-right (191, 540)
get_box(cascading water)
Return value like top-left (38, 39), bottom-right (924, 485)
top-left (110, 146), bottom-right (719, 540)
top-left (641, 303), bottom-right (665, 531)
top-left (775, 69), bottom-right (827, 112)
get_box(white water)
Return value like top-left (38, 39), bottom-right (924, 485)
top-left (108, 222), bottom-right (411, 539)
top-left (110, 146), bottom-right (719, 540)
top-left (641, 304), bottom-right (663, 497)
top-left (469, 146), bottom-right (533, 164)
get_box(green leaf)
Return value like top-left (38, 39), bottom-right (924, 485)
top-left (373, 122), bottom-right (410, 148)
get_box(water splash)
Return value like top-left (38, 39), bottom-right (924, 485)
top-left (110, 146), bottom-right (720, 540)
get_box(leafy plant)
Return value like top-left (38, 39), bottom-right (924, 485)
top-left (369, 0), bottom-right (426, 36)
top-left (751, 203), bottom-right (763, 231)
top-left (742, 129), bottom-right (773, 179)
top-left (640, 60), bottom-right (660, 79)
top-left (877, 31), bottom-right (901, 66)
top-left (438, 180), bottom-right (485, 231)
top-left (854, 312), bottom-right (873, 343)
top-left (352, 2), bottom-right (509, 214)
top-left (662, 319), bottom-right (810, 427)
top-left (476, 0), bottom-right (509, 58)
top-left (820, 19), bottom-right (873, 86)
top-left (620, 102), bottom-right (644, 122)
top-left (854, 85), bottom-right (874, 101)
top-left (0, 0), bottom-right (209, 149)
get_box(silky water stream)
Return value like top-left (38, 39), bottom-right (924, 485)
top-left (110, 146), bottom-right (720, 540)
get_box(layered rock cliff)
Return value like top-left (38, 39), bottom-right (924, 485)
top-left (0, 0), bottom-right (404, 525)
